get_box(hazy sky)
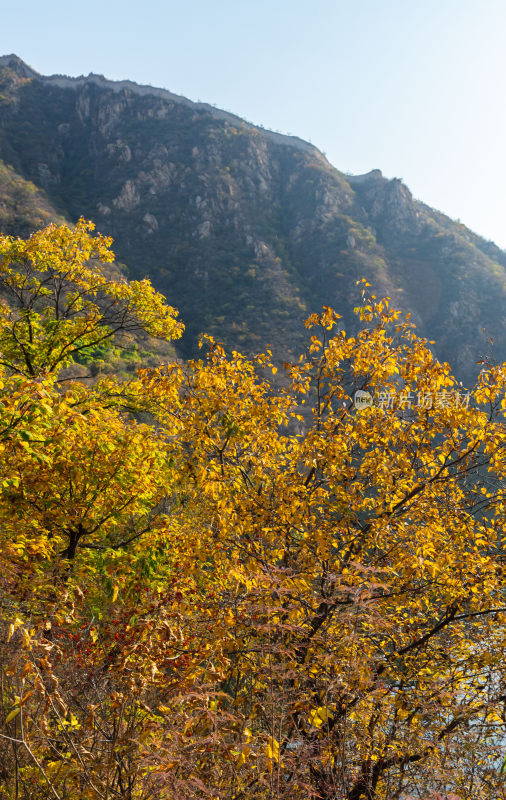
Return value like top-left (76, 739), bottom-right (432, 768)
top-left (2, 0), bottom-right (506, 248)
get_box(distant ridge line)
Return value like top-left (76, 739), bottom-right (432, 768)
top-left (0, 53), bottom-right (324, 158)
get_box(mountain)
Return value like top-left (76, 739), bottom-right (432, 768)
top-left (0, 54), bottom-right (504, 384)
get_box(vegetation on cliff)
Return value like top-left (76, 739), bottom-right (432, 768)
top-left (0, 56), bottom-right (504, 384)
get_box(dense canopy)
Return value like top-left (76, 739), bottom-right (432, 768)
top-left (0, 223), bottom-right (505, 800)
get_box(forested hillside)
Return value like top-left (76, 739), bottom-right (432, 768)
top-left (0, 54), bottom-right (504, 384)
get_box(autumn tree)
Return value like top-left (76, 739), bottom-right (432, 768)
top-left (0, 217), bottom-right (182, 378)
top-left (0, 221), bottom-right (186, 799)
top-left (0, 222), bottom-right (505, 800)
top-left (138, 298), bottom-right (506, 800)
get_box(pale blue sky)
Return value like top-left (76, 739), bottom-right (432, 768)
top-left (2, 0), bottom-right (506, 248)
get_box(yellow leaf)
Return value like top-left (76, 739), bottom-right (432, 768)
top-left (308, 706), bottom-right (332, 728)
top-left (5, 708), bottom-right (21, 724)
top-left (266, 737), bottom-right (279, 762)
top-left (237, 745), bottom-right (250, 765)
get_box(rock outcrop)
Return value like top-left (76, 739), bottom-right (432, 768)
top-left (0, 55), bottom-right (504, 383)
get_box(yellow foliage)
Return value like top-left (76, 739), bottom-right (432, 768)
top-left (0, 223), bottom-right (504, 799)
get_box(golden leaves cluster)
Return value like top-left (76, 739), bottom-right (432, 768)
top-left (0, 226), bottom-right (504, 799)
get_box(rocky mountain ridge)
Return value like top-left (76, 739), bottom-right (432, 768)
top-left (0, 54), bottom-right (504, 383)
top-left (0, 54), bottom-right (319, 156)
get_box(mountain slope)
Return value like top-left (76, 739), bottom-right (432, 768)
top-left (0, 54), bottom-right (504, 383)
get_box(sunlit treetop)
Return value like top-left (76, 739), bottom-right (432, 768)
top-left (0, 218), bottom-right (183, 377)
